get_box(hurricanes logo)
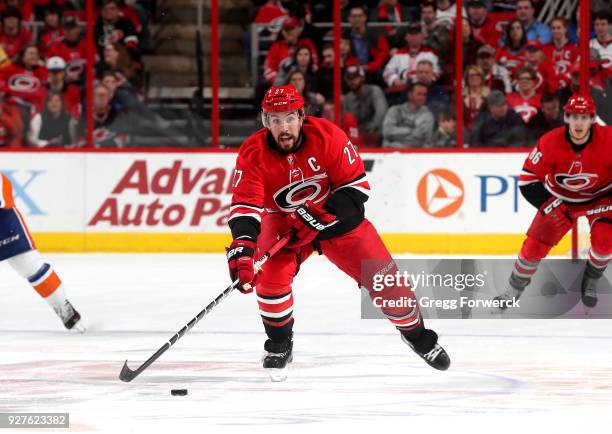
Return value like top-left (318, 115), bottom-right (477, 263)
top-left (9, 75), bottom-right (41, 92)
top-left (554, 161), bottom-right (598, 191)
top-left (417, 169), bottom-right (464, 218)
top-left (514, 103), bottom-right (538, 123)
top-left (273, 173), bottom-right (329, 212)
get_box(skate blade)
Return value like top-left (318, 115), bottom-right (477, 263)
top-left (266, 367), bottom-right (288, 382)
top-left (70, 320), bottom-right (87, 333)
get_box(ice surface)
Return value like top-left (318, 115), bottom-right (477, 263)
top-left (1, 253), bottom-right (611, 433)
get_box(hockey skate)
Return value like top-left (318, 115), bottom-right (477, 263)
top-left (581, 263), bottom-right (602, 308)
top-left (491, 284), bottom-right (524, 313)
top-left (401, 329), bottom-right (450, 371)
top-left (52, 300), bottom-right (86, 333)
top-left (263, 334), bottom-right (293, 382)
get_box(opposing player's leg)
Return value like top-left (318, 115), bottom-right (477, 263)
top-left (581, 217), bottom-right (612, 307)
top-left (0, 208), bottom-right (85, 331)
top-left (256, 214), bottom-right (314, 380)
top-left (493, 202), bottom-right (572, 312)
top-left (320, 219), bottom-right (450, 371)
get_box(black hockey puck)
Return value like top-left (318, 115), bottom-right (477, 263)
top-left (171, 389), bottom-right (188, 396)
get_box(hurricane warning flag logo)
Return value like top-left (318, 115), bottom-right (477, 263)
top-left (417, 169), bottom-right (464, 218)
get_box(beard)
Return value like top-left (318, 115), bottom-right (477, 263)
top-left (275, 132), bottom-right (302, 154)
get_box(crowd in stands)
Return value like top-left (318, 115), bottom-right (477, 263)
top-left (0, 0), bottom-right (152, 148)
top-left (254, 0), bottom-right (612, 148)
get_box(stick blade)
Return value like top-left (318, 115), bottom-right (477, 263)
top-left (119, 360), bottom-right (137, 383)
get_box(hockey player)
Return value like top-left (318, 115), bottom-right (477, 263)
top-left (226, 84), bottom-right (450, 380)
top-left (494, 94), bottom-right (612, 310)
top-left (0, 172), bottom-right (85, 331)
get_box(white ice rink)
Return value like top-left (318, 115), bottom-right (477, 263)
top-left (1, 253), bottom-right (611, 434)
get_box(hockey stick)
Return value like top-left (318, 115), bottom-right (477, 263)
top-left (118, 233), bottom-right (292, 382)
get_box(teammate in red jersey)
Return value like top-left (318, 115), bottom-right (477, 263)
top-left (494, 94), bottom-right (612, 309)
top-left (226, 84), bottom-right (450, 379)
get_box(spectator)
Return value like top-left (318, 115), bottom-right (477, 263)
top-left (590, 11), bottom-right (611, 81)
top-left (45, 56), bottom-right (81, 119)
top-left (97, 41), bottom-right (142, 90)
top-left (515, 0), bottom-right (551, 44)
top-left (371, 0), bottom-right (415, 50)
top-left (94, 0), bottom-right (140, 62)
top-left (460, 17), bottom-right (484, 68)
top-left (100, 69), bottom-right (143, 114)
top-left (0, 0), bottom-right (33, 22)
top-left (287, 69), bottom-right (322, 116)
top-left (1, 44), bottom-right (47, 114)
top-left (526, 92), bottom-right (563, 145)
top-left (47, 16), bottom-right (87, 84)
top-left (311, 43), bottom-right (333, 102)
top-left (0, 6), bottom-right (33, 62)
top-left (311, 39), bottom-right (357, 101)
top-left (421, 1), bottom-right (451, 67)
top-left (371, 0), bottom-right (415, 26)
top-left (125, 0), bottom-right (152, 52)
top-left (441, 17), bottom-right (483, 87)
top-left (253, 0), bottom-right (289, 37)
top-left (477, 45), bottom-right (512, 93)
top-left (322, 101), bottom-right (364, 147)
top-left (497, 19), bottom-right (528, 76)
top-left (593, 77), bottom-right (612, 125)
top-left (346, 4), bottom-right (389, 76)
top-left (274, 44), bottom-right (317, 86)
top-left (263, 17), bottom-right (318, 84)
top-left (467, 0), bottom-right (502, 48)
top-left (37, 6), bottom-right (63, 58)
top-left (28, 90), bottom-right (74, 148)
top-left (414, 58), bottom-right (450, 119)
top-left (382, 82), bottom-right (434, 148)
top-left (557, 63), bottom-right (607, 110)
top-left (383, 23), bottom-right (440, 88)
top-left (436, 0), bottom-right (466, 28)
top-left (523, 40), bottom-right (561, 94)
top-left (431, 111), bottom-right (456, 147)
top-left (586, 49), bottom-right (608, 92)
top-left (544, 16), bottom-right (578, 77)
top-left (342, 63), bottom-right (387, 144)
top-left (506, 66), bottom-right (541, 123)
top-left (0, 84), bottom-right (24, 147)
top-left (339, 31), bottom-right (359, 67)
top-left (76, 83), bottom-right (130, 148)
top-left (470, 90), bottom-right (526, 147)
top-left (463, 65), bottom-right (490, 132)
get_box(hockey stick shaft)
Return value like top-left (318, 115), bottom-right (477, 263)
top-left (119, 234), bottom-right (291, 382)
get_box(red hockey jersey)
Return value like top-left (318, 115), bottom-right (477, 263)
top-left (46, 38), bottom-right (88, 83)
top-left (530, 59), bottom-right (561, 94)
top-left (519, 125), bottom-right (612, 203)
top-left (0, 64), bottom-right (47, 113)
top-left (0, 28), bottom-right (33, 62)
top-left (507, 92), bottom-right (541, 124)
top-left (263, 38), bottom-right (318, 84)
top-left (229, 116), bottom-right (370, 232)
top-left (543, 42), bottom-right (579, 76)
top-left (496, 47), bottom-right (526, 76)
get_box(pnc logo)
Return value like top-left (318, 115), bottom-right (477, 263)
top-left (417, 169), bottom-right (464, 218)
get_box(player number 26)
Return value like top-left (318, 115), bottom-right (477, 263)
top-left (343, 141), bottom-right (359, 165)
top-left (529, 148), bottom-right (542, 164)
